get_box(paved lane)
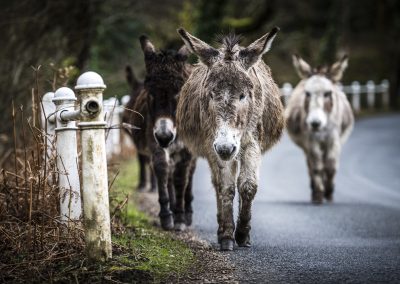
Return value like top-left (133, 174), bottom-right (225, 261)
top-left (192, 114), bottom-right (400, 283)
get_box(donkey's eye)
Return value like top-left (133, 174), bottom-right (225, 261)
top-left (324, 91), bottom-right (332, 98)
top-left (239, 94), bottom-right (246, 101)
top-left (305, 92), bottom-right (311, 98)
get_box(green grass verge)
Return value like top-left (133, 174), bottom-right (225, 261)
top-left (109, 159), bottom-right (194, 281)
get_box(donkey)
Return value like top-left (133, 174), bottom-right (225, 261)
top-left (123, 66), bottom-right (157, 192)
top-left (176, 27), bottom-right (284, 250)
top-left (128, 35), bottom-right (196, 230)
top-left (285, 54), bottom-right (354, 204)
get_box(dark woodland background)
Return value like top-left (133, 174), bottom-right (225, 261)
top-left (1, 0), bottom-right (399, 154)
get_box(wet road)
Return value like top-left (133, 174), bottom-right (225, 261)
top-left (192, 114), bottom-right (400, 283)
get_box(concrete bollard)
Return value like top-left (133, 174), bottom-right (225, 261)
top-left (351, 81), bottom-right (361, 113)
top-left (75, 72), bottom-right (112, 262)
top-left (381, 79), bottom-right (390, 108)
top-left (366, 80), bottom-right (375, 109)
top-left (52, 87), bottom-right (82, 222)
top-left (281, 83), bottom-right (293, 107)
top-left (104, 97), bottom-right (121, 159)
top-left (41, 92), bottom-right (56, 159)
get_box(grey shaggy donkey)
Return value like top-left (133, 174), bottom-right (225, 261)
top-left (286, 54), bottom-right (354, 204)
top-left (176, 27), bottom-right (284, 250)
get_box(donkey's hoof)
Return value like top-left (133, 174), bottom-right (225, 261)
top-left (220, 239), bottom-right (234, 251)
top-left (137, 185), bottom-right (149, 192)
top-left (160, 215), bottom-right (174, 230)
top-left (174, 222), bottom-right (186, 232)
top-left (312, 191), bottom-right (323, 205)
top-left (324, 191), bottom-right (333, 202)
top-left (185, 212), bottom-right (193, 226)
top-left (235, 231), bottom-right (251, 247)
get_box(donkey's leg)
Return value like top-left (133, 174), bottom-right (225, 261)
top-left (184, 160), bottom-right (196, 226)
top-left (324, 142), bottom-right (340, 202)
top-left (137, 154), bottom-right (150, 192)
top-left (308, 146), bottom-right (325, 204)
top-left (152, 149), bottom-right (173, 230)
top-left (150, 167), bottom-right (158, 192)
top-left (236, 143), bottom-right (261, 247)
top-left (172, 150), bottom-right (193, 231)
top-left (210, 160), bottom-right (237, 251)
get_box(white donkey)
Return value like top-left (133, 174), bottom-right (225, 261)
top-left (286, 55), bottom-right (354, 204)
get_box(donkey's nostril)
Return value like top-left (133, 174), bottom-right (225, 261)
top-left (230, 145), bottom-right (236, 155)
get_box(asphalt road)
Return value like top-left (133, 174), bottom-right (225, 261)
top-left (191, 114), bottom-right (400, 283)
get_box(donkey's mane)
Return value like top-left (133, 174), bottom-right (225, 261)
top-left (216, 33), bottom-right (242, 61)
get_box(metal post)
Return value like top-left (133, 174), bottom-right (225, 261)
top-left (75, 71), bottom-right (112, 261)
top-left (366, 80), bottom-right (375, 109)
top-left (41, 92), bottom-right (56, 159)
top-left (104, 97), bottom-right (121, 159)
top-left (381, 79), bottom-right (390, 109)
top-left (52, 87), bottom-right (82, 223)
top-left (351, 81), bottom-right (361, 113)
top-left (281, 83), bottom-right (293, 107)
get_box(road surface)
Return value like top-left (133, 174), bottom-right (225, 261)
top-left (192, 114), bottom-right (400, 283)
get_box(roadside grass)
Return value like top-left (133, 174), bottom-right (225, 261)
top-left (109, 158), bottom-right (194, 281)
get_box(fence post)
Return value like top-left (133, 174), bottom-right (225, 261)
top-left (351, 81), bottom-right (361, 113)
top-left (75, 71), bottom-right (112, 262)
top-left (41, 92), bottom-right (56, 159)
top-left (104, 97), bottom-right (121, 159)
top-left (381, 79), bottom-right (390, 108)
top-left (52, 87), bottom-right (82, 223)
top-left (366, 80), bottom-right (375, 109)
top-left (281, 83), bottom-right (293, 106)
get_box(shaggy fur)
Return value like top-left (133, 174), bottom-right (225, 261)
top-left (286, 55), bottom-right (354, 203)
top-left (127, 36), bottom-right (196, 230)
top-left (177, 27), bottom-right (284, 250)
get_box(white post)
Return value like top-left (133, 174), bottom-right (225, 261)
top-left (41, 92), bottom-right (56, 159)
top-left (351, 81), bottom-right (361, 113)
top-left (281, 82), bottom-right (293, 107)
top-left (120, 95), bottom-right (134, 154)
top-left (104, 97), bottom-right (121, 159)
top-left (75, 71), bottom-right (112, 261)
top-left (381, 79), bottom-right (390, 108)
top-left (52, 87), bottom-right (82, 223)
top-left (366, 80), bottom-right (375, 109)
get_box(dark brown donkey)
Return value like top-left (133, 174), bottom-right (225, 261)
top-left (123, 66), bottom-right (157, 193)
top-left (127, 35), bottom-right (196, 230)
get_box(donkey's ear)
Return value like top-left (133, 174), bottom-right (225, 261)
top-left (176, 45), bottom-right (190, 61)
top-left (239, 27), bottom-right (279, 69)
top-left (329, 55), bottom-right (348, 82)
top-left (177, 28), bottom-right (220, 66)
top-left (292, 54), bottom-right (312, 79)
top-left (139, 35), bottom-right (156, 55)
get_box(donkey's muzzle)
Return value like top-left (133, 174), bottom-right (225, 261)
top-left (310, 120), bottom-right (321, 131)
top-left (155, 132), bottom-right (175, 148)
top-left (214, 143), bottom-right (237, 161)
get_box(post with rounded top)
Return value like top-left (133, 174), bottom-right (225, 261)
top-left (52, 87), bottom-right (82, 223)
top-left (381, 79), bottom-right (390, 109)
top-left (75, 71), bottom-right (112, 261)
top-left (104, 97), bottom-right (121, 159)
top-left (366, 80), bottom-right (375, 109)
top-left (351, 81), bottom-right (361, 113)
top-left (41, 92), bottom-right (56, 159)
top-left (281, 83), bottom-right (293, 107)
